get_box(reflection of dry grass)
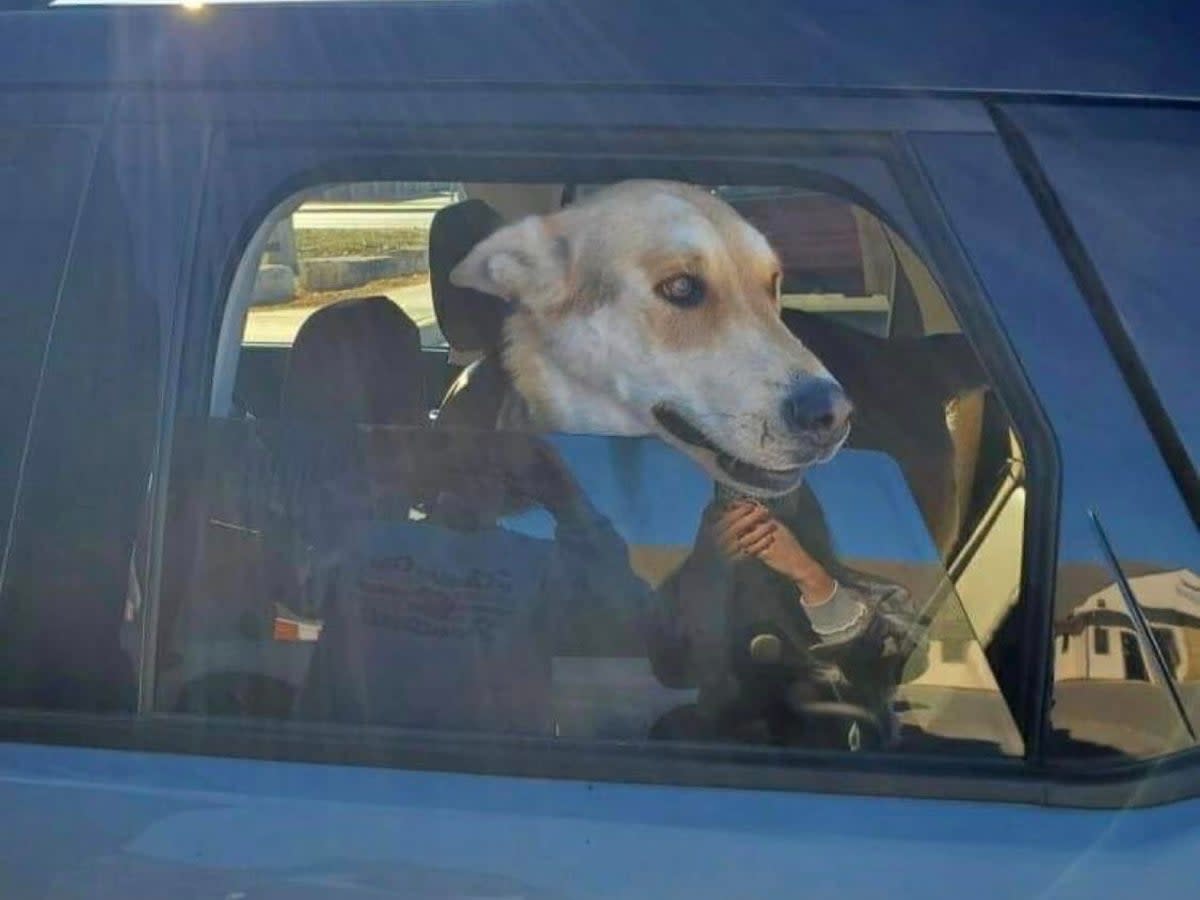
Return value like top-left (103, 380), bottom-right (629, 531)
top-left (254, 274), bottom-right (430, 311)
top-left (296, 227), bottom-right (427, 257)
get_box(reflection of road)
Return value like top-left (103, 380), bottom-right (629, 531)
top-left (896, 684), bottom-right (1024, 755)
top-left (243, 281), bottom-right (443, 346)
top-left (292, 194), bottom-right (456, 231)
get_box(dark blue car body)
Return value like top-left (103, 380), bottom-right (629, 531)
top-left (0, 1), bottom-right (1197, 896)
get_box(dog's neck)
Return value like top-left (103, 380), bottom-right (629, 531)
top-left (500, 316), bottom-right (650, 436)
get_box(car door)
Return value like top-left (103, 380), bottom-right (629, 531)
top-left (3, 6), bottom-right (1200, 900)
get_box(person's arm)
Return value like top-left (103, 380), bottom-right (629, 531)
top-left (509, 440), bottom-right (663, 644)
top-left (533, 463), bottom-right (740, 690)
top-left (642, 505), bottom-right (733, 688)
top-left (716, 501), bottom-right (916, 650)
top-left (511, 438), bottom-right (743, 683)
top-left (550, 493), bottom-right (658, 618)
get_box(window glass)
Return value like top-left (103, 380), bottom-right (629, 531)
top-left (1005, 106), bottom-right (1200, 757)
top-left (1153, 627), bottom-right (1181, 676)
top-left (1010, 107), bottom-right (1200, 473)
top-left (242, 182), bottom-right (460, 349)
top-left (156, 179), bottom-right (1026, 759)
top-left (1054, 566), bottom-right (1200, 757)
top-left (716, 186), bottom-right (898, 337)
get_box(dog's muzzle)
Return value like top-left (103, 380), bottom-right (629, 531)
top-left (652, 404), bottom-right (809, 495)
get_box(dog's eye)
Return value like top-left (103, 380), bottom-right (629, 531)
top-left (656, 274), bottom-right (705, 307)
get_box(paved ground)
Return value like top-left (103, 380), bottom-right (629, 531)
top-left (243, 280), bottom-right (442, 345)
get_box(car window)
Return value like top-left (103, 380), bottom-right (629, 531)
top-left (242, 182), bottom-right (460, 349)
top-left (716, 186), bottom-right (901, 337)
top-left (914, 126), bottom-right (1200, 764)
top-left (153, 177), bottom-right (1028, 761)
top-left (1005, 106), bottom-right (1200, 750)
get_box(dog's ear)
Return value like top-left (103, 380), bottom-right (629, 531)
top-left (449, 216), bottom-right (566, 307)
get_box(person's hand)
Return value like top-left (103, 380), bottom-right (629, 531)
top-left (713, 500), bottom-right (775, 560)
top-left (714, 500), bottom-right (837, 603)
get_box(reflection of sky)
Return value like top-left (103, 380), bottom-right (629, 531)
top-left (1019, 110), bottom-right (1200, 480)
top-left (502, 435), bottom-right (938, 563)
top-left (1013, 111), bottom-right (1200, 570)
top-left (912, 133), bottom-right (1199, 573)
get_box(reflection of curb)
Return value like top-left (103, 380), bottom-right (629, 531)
top-left (252, 264), bottom-right (297, 305)
top-left (301, 250), bottom-right (428, 292)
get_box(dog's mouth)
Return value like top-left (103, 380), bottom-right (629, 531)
top-left (652, 404), bottom-right (807, 495)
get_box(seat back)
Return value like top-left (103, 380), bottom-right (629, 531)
top-left (159, 298), bottom-right (427, 712)
top-left (275, 294), bottom-right (427, 534)
top-left (280, 295), bottom-right (425, 427)
top-left (429, 198), bottom-right (506, 366)
top-left (428, 200), bottom-right (514, 428)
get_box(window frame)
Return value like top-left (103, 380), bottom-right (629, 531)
top-left (49, 126), bottom-right (1066, 805)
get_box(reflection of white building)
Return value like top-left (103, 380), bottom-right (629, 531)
top-left (898, 582), bottom-right (1026, 757)
top-left (1056, 569), bottom-right (1200, 683)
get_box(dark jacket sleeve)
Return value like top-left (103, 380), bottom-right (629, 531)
top-left (644, 508), bottom-right (733, 689)
top-left (539, 497), bottom-right (662, 642)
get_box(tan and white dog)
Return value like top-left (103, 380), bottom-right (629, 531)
top-left (450, 180), bottom-right (852, 497)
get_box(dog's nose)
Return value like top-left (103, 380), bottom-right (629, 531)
top-left (782, 379), bottom-right (853, 436)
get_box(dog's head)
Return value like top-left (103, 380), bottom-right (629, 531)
top-left (450, 180), bottom-right (851, 496)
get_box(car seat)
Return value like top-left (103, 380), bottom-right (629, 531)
top-left (279, 294), bottom-right (425, 427)
top-left (426, 198), bottom-right (515, 430)
top-left (160, 297), bottom-right (426, 715)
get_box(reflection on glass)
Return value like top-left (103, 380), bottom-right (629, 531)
top-left (1053, 567), bottom-right (1200, 759)
top-left (161, 180), bottom-right (1033, 760)
top-left (627, 442), bottom-right (1019, 755)
top-left (154, 418), bottom-right (1025, 756)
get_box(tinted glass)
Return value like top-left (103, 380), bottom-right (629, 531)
top-left (156, 180), bottom-right (1025, 759)
top-left (0, 128), bottom-right (95, 568)
top-left (915, 131), bottom-right (1200, 762)
top-left (1009, 107), bottom-right (1200, 748)
top-left (0, 146), bottom-right (159, 711)
top-left (1010, 106), bottom-right (1200, 476)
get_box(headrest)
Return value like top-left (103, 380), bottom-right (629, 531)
top-left (280, 296), bottom-right (423, 425)
top-left (429, 199), bottom-right (508, 355)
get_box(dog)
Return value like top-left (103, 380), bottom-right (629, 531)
top-left (449, 180), bottom-right (852, 497)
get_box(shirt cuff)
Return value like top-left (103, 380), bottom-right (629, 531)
top-left (801, 583), bottom-right (869, 643)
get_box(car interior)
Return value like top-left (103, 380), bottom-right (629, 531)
top-left (148, 180), bottom-right (1027, 757)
